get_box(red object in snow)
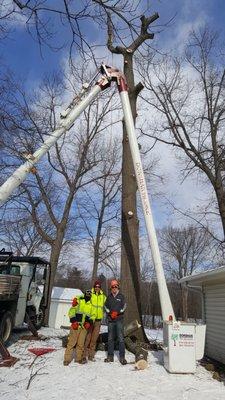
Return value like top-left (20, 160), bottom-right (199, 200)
top-left (28, 348), bottom-right (55, 356)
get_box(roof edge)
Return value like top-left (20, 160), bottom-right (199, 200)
top-left (179, 266), bottom-right (225, 284)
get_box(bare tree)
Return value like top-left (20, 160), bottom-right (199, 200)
top-left (2, 1), bottom-right (152, 63)
top-left (77, 137), bottom-right (122, 283)
top-left (159, 225), bottom-right (213, 320)
top-left (102, 8), bottom-right (159, 341)
top-left (139, 27), bottom-right (225, 243)
top-left (55, 265), bottom-right (89, 292)
top-left (0, 212), bottom-right (45, 256)
top-left (0, 68), bottom-right (117, 321)
top-left (9, 1), bottom-right (96, 58)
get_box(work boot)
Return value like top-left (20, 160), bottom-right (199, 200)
top-left (63, 361), bottom-right (70, 366)
top-left (120, 358), bottom-right (127, 365)
top-left (77, 358), bottom-right (87, 364)
top-left (104, 356), bottom-right (114, 362)
top-left (88, 356), bottom-right (96, 362)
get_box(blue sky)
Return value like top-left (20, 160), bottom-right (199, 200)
top-left (1, 0), bottom-right (225, 85)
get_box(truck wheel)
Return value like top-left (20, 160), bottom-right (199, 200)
top-left (0, 311), bottom-right (13, 343)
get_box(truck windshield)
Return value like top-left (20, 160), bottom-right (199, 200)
top-left (0, 264), bottom-right (20, 275)
top-left (0, 264), bottom-right (9, 274)
top-left (35, 265), bottom-right (47, 285)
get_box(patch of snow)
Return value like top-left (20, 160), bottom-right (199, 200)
top-left (145, 328), bottom-right (163, 343)
top-left (0, 327), bottom-right (224, 400)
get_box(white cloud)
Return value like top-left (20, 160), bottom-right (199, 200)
top-left (157, 0), bottom-right (210, 55)
top-left (1, 0), bottom-right (27, 28)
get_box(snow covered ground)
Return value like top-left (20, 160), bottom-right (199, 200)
top-left (1, 327), bottom-right (224, 400)
top-left (145, 328), bottom-right (163, 343)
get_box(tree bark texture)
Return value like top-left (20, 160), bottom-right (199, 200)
top-left (120, 54), bottom-right (148, 342)
top-left (106, 11), bottom-right (159, 342)
top-left (44, 230), bottom-right (66, 325)
top-left (214, 181), bottom-right (225, 239)
top-left (181, 285), bottom-right (188, 322)
top-left (91, 202), bottom-right (105, 283)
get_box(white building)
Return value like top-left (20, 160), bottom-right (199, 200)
top-left (49, 286), bottom-right (83, 329)
top-left (180, 267), bottom-right (225, 364)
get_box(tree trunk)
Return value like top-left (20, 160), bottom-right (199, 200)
top-left (92, 241), bottom-right (100, 283)
top-left (181, 285), bottom-right (188, 322)
top-left (214, 182), bottom-right (225, 239)
top-left (91, 194), bottom-right (106, 283)
top-left (44, 232), bottom-right (65, 325)
top-left (120, 53), bottom-right (147, 342)
top-left (152, 312), bottom-right (155, 329)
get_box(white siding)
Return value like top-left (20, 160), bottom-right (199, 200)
top-left (204, 283), bottom-right (225, 364)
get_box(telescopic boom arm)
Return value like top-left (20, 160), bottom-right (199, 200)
top-left (0, 63), bottom-right (175, 321)
top-left (0, 69), bottom-right (110, 206)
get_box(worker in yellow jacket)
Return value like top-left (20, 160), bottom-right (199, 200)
top-left (63, 289), bottom-right (96, 366)
top-left (83, 280), bottom-right (106, 361)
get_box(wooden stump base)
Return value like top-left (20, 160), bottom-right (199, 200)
top-left (125, 336), bottom-right (149, 370)
top-left (135, 359), bottom-right (148, 370)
